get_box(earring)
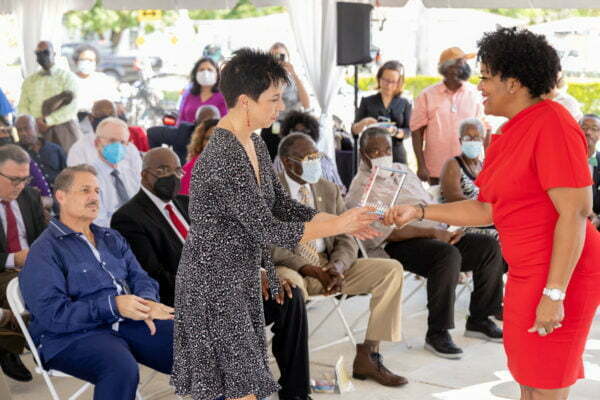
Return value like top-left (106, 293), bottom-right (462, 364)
top-left (246, 107), bottom-right (250, 128)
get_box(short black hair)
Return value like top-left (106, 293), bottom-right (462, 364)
top-left (219, 48), bottom-right (290, 109)
top-left (359, 127), bottom-right (391, 150)
top-left (281, 111), bottom-right (320, 142)
top-left (477, 27), bottom-right (560, 98)
top-left (190, 57), bottom-right (220, 96)
top-left (72, 44), bottom-right (101, 64)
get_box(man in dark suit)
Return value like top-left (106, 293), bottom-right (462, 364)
top-left (273, 133), bottom-right (406, 387)
top-left (580, 114), bottom-right (600, 225)
top-left (111, 147), bottom-right (312, 400)
top-left (0, 145), bottom-right (47, 382)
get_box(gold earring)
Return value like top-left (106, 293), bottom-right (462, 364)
top-left (246, 107), bottom-right (250, 128)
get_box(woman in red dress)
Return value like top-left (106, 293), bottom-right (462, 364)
top-left (385, 27), bottom-right (600, 399)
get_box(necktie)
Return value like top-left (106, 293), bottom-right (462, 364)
top-left (2, 201), bottom-right (21, 253)
top-left (296, 186), bottom-right (320, 266)
top-left (111, 169), bottom-right (129, 207)
top-left (165, 204), bottom-right (188, 240)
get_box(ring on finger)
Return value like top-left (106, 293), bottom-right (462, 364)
top-left (537, 327), bottom-right (547, 336)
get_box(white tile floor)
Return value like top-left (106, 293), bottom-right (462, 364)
top-left (7, 276), bottom-right (600, 399)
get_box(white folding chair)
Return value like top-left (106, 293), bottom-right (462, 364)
top-left (6, 278), bottom-right (168, 400)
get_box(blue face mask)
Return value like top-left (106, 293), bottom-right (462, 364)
top-left (292, 158), bottom-right (322, 184)
top-left (461, 140), bottom-right (484, 159)
top-left (589, 156), bottom-right (598, 168)
top-left (102, 142), bottom-right (126, 164)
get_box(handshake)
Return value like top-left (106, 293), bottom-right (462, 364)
top-left (336, 204), bottom-right (422, 241)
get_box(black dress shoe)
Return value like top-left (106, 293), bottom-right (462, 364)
top-left (425, 330), bottom-right (463, 359)
top-left (465, 317), bottom-right (503, 343)
top-left (0, 351), bottom-right (33, 382)
top-left (279, 395), bottom-right (313, 400)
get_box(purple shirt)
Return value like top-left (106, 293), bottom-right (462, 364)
top-left (177, 90), bottom-right (228, 125)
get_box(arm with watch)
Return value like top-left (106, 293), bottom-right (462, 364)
top-left (384, 186), bottom-right (590, 337)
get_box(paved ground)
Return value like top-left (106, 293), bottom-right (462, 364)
top-left (7, 275), bottom-right (600, 399)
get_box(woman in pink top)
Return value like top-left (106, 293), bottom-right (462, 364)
top-left (410, 47), bottom-right (485, 185)
top-left (180, 118), bottom-right (219, 195)
top-left (177, 58), bottom-right (228, 125)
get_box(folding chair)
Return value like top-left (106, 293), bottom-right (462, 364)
top-left (6, 278), bottom-right (168, 400)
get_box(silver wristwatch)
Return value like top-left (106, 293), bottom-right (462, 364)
top-left (543, 288), bottom-right (566, 301)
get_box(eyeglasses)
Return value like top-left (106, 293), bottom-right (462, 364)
top-left (365, 148), bottom-right (392, 158)
top-left (380, 78), bottom-right (400, 86)
top-left (582, 125), bottom-right (600, 133)
top-left (34, 49), bottom-right (50, 56)
top-left (0, 171), bottom-right (32, 186)
top-left (288, 152), bottom-right (323, 163)
top-left (148, 166), bottom-right (184, 179)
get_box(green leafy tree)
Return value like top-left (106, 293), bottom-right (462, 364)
top-left (485, 8), bottom-right (600, 24)
top-left (188, 0), bottom-right (285, 20)
top-left (64, 0), bottom-right (177, 48)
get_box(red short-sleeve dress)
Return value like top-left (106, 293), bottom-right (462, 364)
top-left (476, 99), bottom-right (600, 389)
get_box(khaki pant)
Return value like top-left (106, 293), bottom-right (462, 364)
top-left (277, 256), bottom-right (404, 342)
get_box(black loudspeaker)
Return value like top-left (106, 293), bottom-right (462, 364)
top-left (337, 2), bottom-right (373, 66)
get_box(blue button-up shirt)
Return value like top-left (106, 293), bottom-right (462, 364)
top-left (20, 218), bottom-right (159, 363)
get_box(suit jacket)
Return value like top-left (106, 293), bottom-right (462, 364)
top-left (272, 173), bottom-right (357, 272)
top-left (593, 152), bottom-right (600, 215)
top-left (110, 189), bottom-right (189, 307)
top-left (0, 187), bottom-right (46, 272)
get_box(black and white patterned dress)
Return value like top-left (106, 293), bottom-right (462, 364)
top-left (171, 128), bottom-right (317, 400)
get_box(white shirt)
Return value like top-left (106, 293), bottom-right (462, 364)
top-left (92, 157), bottom-right (141, 227)
top-left (67, 133), bottom-right (143, 178)
top-left (141, 185), bottom-right (189, 243)
top-left (553, 91), bottom-right (583, 122)
top-left (75, 72), bottom-right (120, 112)
top-left (284, 172), bottom-right (326, 253)
top-left (0, 199), bottom-right (29, 268)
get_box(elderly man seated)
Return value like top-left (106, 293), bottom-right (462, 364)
top-left (90, 117), bottom-right (140, 226)
top-left (346, 127), bottom-right (504, 359)
top-left (580, 114), bottom-right (600, 229)
top-left (67, 100), bottom-right (142, 176)
top-left (19, 165), bottom-right (174, 400)
top-left (111, 147), bottom-right (313, 400)
top-left (273, 133), bottom-right (406, 387)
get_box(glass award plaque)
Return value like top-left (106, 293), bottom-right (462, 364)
top-left (359, 166), bottom-right (406, 216)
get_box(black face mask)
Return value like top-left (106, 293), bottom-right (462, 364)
top-left (153, 174), bottom-right (181, 202)
top-left (90, 115), bottom-right (109, 132)
top-left (458, 63), bottom-right (472, 81)
top-left (36, 53), bottom-right (52, 70)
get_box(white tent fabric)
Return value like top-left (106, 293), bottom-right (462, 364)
top-left (286, 0), bottom-right (341, 158)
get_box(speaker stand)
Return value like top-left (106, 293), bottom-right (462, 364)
top-left (352, 64), bottom-right (359, 176)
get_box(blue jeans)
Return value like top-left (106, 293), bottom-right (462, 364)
top-left (45, 320), bottom-right (173, 400)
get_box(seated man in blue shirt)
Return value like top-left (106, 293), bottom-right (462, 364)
top-left (19, 164), bottom-right (175, 400)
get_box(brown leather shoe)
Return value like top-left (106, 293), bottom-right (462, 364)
top-left (352, 343), bottom-right (408, 387)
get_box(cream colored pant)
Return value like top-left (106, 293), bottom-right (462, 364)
top-left (276, 257), bottom-right (404, 342)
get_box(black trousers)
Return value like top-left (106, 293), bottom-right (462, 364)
top-left (264, 286), bottom-right (310, 398)
top-left (385, 232), bottom-right (504, 332)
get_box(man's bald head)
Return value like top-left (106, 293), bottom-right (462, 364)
top-left (36, 41), bottom-right (54, 53)
top-left (15, 115), bottom-right (39, 148)
top-left (91, 100), bottom-right (117, 119)
top-left (141, 147), bottom-right (182, 195)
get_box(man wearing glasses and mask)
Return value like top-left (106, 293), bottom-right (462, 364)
top-left (18, 41), bottom-right (81, 152)
top-left (0, 145), bottom-right (46, 382)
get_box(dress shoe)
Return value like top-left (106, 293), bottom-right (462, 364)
top-left (493, 306), bottom-right (504, 322)
top-left (465, 317), bottom-right (503, 343)
top-left (0, 350), bottom-right (32, 382)
top-left (352, 343), bottom-right (408, 387)
top-left (279, 395), bottom-right (313, 400)
top-left (425, 330), bottom-right (463, 359)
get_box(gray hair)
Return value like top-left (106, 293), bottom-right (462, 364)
top-left (458, 118), bottom-right (484, 137)
top-left (278, 132), bottom-right (316, 159)
top-left (142, 147), bottom-right (179, 171)
top-left (359, 127), bottom-right (391, 150)
top-left (0, 144), bottom-right (30, 167)
top-left (195, 104), bottom-right (221, 121)
top-left (54, 164), bottom-right (97, 192)
top-left (438, 58), bottom-right (461, 75)
top-left (96, 117), bottom-right (129, 139)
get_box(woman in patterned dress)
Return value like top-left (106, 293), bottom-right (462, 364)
top-left (171, 48), bottom-right (379, 400)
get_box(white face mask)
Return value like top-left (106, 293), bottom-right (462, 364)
top-left (196, 70), bottom-right (217, 87)
top-left (369, 155), bottom-right (394, 177)
top-left (77, 60), bottom-right (96, 76)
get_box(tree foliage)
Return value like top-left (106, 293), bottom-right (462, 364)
top-left (485, 8), bottom-right (600, 24)
top-left (188, 0), bottom-right (285, 20)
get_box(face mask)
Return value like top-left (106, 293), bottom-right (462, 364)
top-left (196, 70), bottom-right (217, 87)
top-left (369, 155), bottom-right (394, 177)
top-left (36, 52), bottom-right (52, 70)
top-left (461, 141), bottom-right (484, 159)
top-left (77, 60), bottom-right (96, 75)
top-left (458, 62), bottom-right (472, 81)
top-left (589, 156), bottom-right (598, 168)
top-left (91, 115), bottom-right (109, 132)
top-left (292, 158), bottom-right (322, 184)
top-left (102, 142), bottom-right (126, 164)
top-left (153, 174), bottom-right (181, 201)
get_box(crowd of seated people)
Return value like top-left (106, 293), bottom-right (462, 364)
top-left (2, 37), bottom-right (599, 400)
